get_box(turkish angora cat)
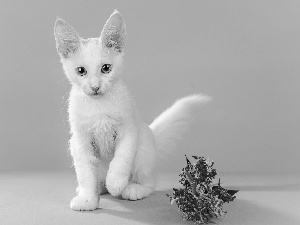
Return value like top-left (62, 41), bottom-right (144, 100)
top-left (54, 10), bottom-right (211, 211)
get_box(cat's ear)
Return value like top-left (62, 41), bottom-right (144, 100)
top-left (54, 18), bottom-right (81, 58)
top-left (100, 10), bottom-right (126, 52)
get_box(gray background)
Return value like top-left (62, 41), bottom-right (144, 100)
top-left (0, 0), bottom-right (299, 173)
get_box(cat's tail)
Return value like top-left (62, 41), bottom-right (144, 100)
top-left (149, 94), bottom-right (211, 160)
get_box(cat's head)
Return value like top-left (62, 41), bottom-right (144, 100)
top-left (54, 10), bottom-right (126, 98)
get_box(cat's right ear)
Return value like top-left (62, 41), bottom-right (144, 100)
top-left (54, 18), bottom-right (81, 59)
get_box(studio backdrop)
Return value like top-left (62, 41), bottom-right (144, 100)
top-left (0, 0), bottom-right (299, 173)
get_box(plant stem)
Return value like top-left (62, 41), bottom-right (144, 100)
top-left (185, 171), bottom-right (198, 196)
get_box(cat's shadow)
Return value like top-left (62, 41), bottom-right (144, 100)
top-left (82, 187), bottom-right (299, 225)
top-left (87, 189), bottom-right (184, 225)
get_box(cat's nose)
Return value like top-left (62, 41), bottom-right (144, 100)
top-left (91, 86), bottom-right (100, 93)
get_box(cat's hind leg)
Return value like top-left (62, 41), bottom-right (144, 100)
top-left (121, 181), bottom-right (154, 200)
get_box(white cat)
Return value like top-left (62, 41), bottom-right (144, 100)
top-left (54, 10), bottom-right (211, 211)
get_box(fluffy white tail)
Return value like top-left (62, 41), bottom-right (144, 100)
top-left (149, 94), bottom-right (211, 160)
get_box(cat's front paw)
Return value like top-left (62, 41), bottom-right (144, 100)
top-left (106, 173), bottom-right (128, 196)
top-left (70, 195), bottom-right (99, 211)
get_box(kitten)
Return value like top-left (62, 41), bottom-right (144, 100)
top-left (54, 10), bottom-right (211, 211)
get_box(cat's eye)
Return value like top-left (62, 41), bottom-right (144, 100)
top-left (76, 67), bottom-right (87, 76)
top-left (101, 64), bottom-right (112, 74)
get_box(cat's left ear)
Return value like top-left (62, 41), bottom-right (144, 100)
top-left (100, 10), bottom-right (126, 52)
top-left (54, 18), bottom-right (81, 59)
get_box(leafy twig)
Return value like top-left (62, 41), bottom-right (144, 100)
top-left (167, 156), bottom-right (238, 224)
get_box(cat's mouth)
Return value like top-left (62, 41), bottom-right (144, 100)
top-left (90, 92), bottom-right (103, 98)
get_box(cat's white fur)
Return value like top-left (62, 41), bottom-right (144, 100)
top-left (54, 10), bottom-right (211, 211)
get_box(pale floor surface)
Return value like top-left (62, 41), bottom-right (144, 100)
top-left (0, 172), bottom-right (299, 225)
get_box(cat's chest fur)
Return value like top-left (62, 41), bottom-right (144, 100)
top-left (69, 91), bottom-right (124, 158)
top-left (88, 114), bottom-right (120, 158)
